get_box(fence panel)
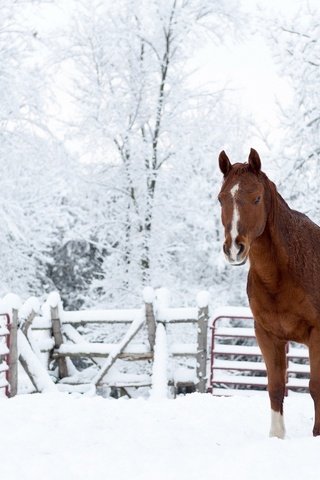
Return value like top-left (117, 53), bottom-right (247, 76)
top-left (1, 290), bottom-right (211, 398)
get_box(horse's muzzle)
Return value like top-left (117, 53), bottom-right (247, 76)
top-left (223, 240), bottom-right (248, 266)
top-left (229, 256), bottom-right (248, 266)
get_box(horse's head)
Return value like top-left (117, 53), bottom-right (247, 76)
top-left (218, 148), bottom-right (268, 266)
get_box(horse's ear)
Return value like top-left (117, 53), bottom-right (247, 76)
top-left (248, 148), bottom-right (261, 174)
top-left (219, 150), bottom-right (232, 176)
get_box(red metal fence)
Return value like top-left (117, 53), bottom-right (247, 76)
top-left (0, 313), bottom-right (11, 397)
top-left (209, 314), bottom-right (309, 395)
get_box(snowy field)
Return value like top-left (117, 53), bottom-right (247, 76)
top-left (0, 392), bottom-right (319, 480)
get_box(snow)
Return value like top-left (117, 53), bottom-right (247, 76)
top-left (157, 307), bottom-right (198, 322)
top-left (62, 308), bottom-right (143, 323)
top-left (61, 305), bottom-right (198, 324)
top-left (0, 378), bottom-right (8, 389)
top-left (196, 290), bottom-right (210, 308)
top-left (46, 291), bottom-right (61, 309)
top-left (1, 293), bottom-right (22, 311)
top-left (0, 392), bottom-right (319, 480)
top-left (170, 343), bottom-right (197, 355)
top-left (142, 286), bottom-right (155, 304)
top-left (0, 343), bottom-right (9, 356)
top-left (58, 342), bottom-right (150, 355)
top-left (155, 287), bottom-right (171, 307)
top-left (0, 326), bottom-right (9, 336)
top-left (19, 296), bottom-right (40, 320)
top-left (214, 344), bottom-right (261, 355)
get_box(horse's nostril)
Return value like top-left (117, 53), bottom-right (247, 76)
top-left (223, 243), bottom-right (229, 256)
top-left (238, 243), bottom-right (245, 256)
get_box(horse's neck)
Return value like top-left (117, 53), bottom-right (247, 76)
top-left (249, 187), bottom-right (292, 283)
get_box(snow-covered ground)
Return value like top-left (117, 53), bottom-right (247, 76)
top-left (0, 392), bottom-right (319, 480)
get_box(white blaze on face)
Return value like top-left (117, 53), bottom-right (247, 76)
top-left (230, 183), bottom-right (240, 261)
top-left (269, 410), bottom-right (285, 439)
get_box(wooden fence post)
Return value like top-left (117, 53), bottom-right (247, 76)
top-left (50, 301), bottom-right (69, 379)
top-left (150, 323), bottom-right (168, 399)
top-left (196, 291), bottom-right (209, 393)
top-left (8, 308), bottom-right (18, 397)
top-left (143, 287), bottom-right (157, 352)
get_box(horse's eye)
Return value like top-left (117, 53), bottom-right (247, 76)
top-left (254, 196), bottom-right (261, 204)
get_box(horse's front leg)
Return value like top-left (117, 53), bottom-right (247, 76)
top-left (255, 322), bottom-right (287, 439)
top-left (308, 327), bottom-right (320, 436)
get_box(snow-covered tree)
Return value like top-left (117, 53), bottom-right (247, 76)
top-left (0, 2), bottom-right (79, 297)
top-left (0, 0), bottom-right (252, 307)
top-left (266, 3), bottom-right (320, 220)
top-left (50, 0), bottom-right (248, 306)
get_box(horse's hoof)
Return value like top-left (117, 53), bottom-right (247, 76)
top-left (269, 430), bottom-right (285, 439)
top-left (312, 426), bottom-right (320, 437)
top-left (269, 411), bottom-right (285, 439)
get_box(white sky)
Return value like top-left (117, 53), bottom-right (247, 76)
top-left (192, 0), bottom-right (314, 159)
top-left (195, 34), bottom-right (292, 125)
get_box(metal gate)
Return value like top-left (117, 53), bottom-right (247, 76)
top-left (0, 313), bottom-right (11, 397)
top-left (209, 312), bottom-right (309, 395)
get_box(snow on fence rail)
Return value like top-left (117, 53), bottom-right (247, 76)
top-left (0, 288), bottom-right (210, 398)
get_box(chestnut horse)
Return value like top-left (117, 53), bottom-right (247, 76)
top-left (218, 148), bottom-right (320, 438)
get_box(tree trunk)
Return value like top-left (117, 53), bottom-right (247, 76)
top-left (141, 177), bottom-right (157, 284)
